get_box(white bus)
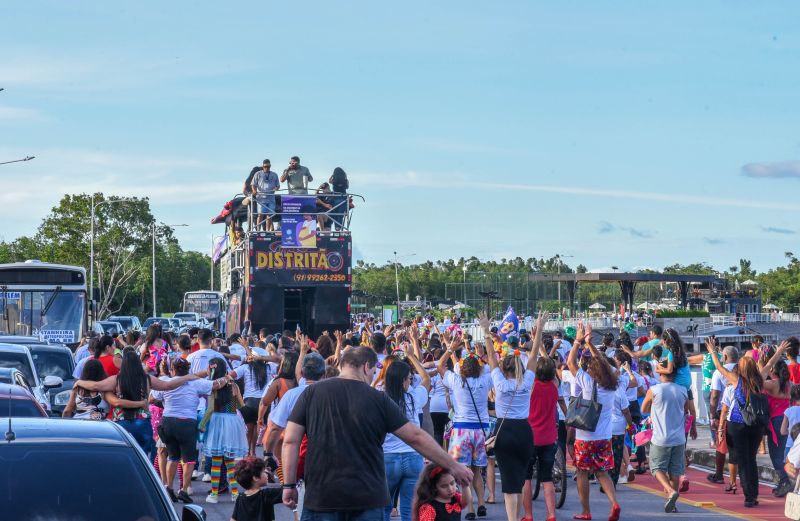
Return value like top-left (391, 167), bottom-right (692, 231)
top-left (0, 260), bottom-right (89, 347)
top-left (182, 291), bottom-right (223, 332)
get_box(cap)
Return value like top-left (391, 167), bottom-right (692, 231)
top-left (635, 336), bottom-right (649, 346)
top-left (506, 335), bottom-right (519, 346)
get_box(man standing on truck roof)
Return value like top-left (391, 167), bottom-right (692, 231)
top-left (253, 159), bottom-right (280, 232)
top-left (281, 156), bottom-right (313, 195)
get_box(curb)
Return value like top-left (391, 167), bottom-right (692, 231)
top-left (686, 448), bottom-right (779, 484)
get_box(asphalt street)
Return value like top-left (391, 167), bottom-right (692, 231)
top-left (176, 467), bottom-right (745, 521)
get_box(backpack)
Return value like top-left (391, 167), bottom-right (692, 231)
top-left (736, 389), bottom-right (770, 428)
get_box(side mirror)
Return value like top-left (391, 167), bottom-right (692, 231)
top-left (43, 376), bottom-right (63, 389)
top-left (182, 504), bottom-right (206, 521)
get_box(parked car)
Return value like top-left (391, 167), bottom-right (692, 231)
top-left (0, 368), bottom-right (33, 391)
top-left (93, 320), bottom-right (126, 336)
top-left (0, 383), bottom-right (48, 417)
top-left (106, 315), bottom-right (142, 333)
top-left (0, 343), bottom-right (62, 414)
top-left (142, 317), bottom-right (172, 330)
top-left (27, 344), bottom-right (75, 416)
top-left (173, 312), bottom-right (202, 328)
top-left (0, 418), bottom-right (206, 520)
top-left (0, 335), bottom-right (53, 346)
top-left (167, 318), bottom-right (186, 335)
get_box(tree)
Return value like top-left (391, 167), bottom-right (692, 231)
top-left (0, 193), bottom-right (215, 319)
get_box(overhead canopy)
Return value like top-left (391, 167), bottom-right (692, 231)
top-left (588, 303), bottom-right (606, 310)
top-left (741, 279), bottom-right (759, 286)
top-left (763, 303), bottom-right (780, 310)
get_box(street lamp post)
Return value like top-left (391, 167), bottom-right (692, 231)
top-left (90, 195), bottom-right (137, 297)
top-left (152, 222), bottom-right (188, 317)
top-left (392, 251), bottom-right (416, 324)
top-left (555, 254), bottom-right (574, 314)
top-left (462, 259), bottom-right (479, 307)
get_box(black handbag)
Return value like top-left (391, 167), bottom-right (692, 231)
top-left (736, 389), bottom-right (770, 428)
top-left (565, 380), bottom-right (602, 432)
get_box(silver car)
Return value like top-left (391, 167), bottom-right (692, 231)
top-left (0, 343), bottom-right (63, 414)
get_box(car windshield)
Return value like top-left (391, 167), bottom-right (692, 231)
top-left (29, 349), bottom-right (73, 380)
top-left (0, 290), bottom-right (85, 344)
top-left (184, 297), bottom-right (220, 320)
top-left (0, 353), bottom-right (35, 384)
top-left (143, 319), bottom-right (169, 328)
top-left (109, 317), bottom-right (133, 329)
top-left (0, 398), bottom-right (44, 417)
top-left (173, 313), bottom-right (194, 320)
top-left (0, 445), bottom-right (173, 521)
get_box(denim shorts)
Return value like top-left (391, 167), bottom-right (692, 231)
top-left (256, 195), bottom-right (276, 214)
top-left (649, 443), bottom-right (685, 476)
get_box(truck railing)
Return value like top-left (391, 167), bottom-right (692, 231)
top-left (237, 190), bottom-right (365, 235)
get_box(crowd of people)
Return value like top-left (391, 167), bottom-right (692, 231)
top-left (63, 315), bottom-right (800, 521)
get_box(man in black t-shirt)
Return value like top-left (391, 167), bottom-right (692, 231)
top-left (282, 347), bottom-right (472, 520)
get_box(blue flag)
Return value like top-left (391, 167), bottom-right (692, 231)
top-left (498, 306), bottom-right (519, 340)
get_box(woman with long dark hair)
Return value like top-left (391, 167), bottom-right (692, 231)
top-left (62, 359), bottom-right (109, 420)
top-left (94, 335), bottom-right (120, 376)
top-left (200, 357), bottom-right (248, 504)
top-left (437, 334), bottom-right (492, 520)
top-left (258, 351), bottom-right (298, 420)
top-left (382, 353), bottom-right (431, 521)
top-left (75, 347), bottom-right (202, 457)
top-left (707, 338), bottom-right (767, 508)
top-left (567, 323), bottom-right (624, 521)
top-left (141, 324), bottom-right (167, 375)
top-left (228, 356), bottom-right (271, 455)
top-left (758, 340), bottom-right (794, 496)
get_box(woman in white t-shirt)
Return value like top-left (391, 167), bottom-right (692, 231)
top-left (567, 323), bottom-right (623, 521)
top-left (382, 353), bottom-right (430, 521)
top-left (228, 358), bottom-right (271, 456)
top-left (483, 313), bottom-right (541, 521)
top-left (429, 358), bottom-right (453, 447)
top-left (438, 337), bottom-right (492, 520)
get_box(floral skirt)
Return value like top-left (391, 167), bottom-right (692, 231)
top-left (574, 439), bottom-right (614, 472)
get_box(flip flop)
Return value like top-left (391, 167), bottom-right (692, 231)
top-left (573, 515), bottom-right (592, 520)
top-left (665, 492), bottom-right (679, 513)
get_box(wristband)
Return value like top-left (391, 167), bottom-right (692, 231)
top-left (282, 483), bottom-right (297, 489)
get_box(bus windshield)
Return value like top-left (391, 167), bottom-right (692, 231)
top-left (0, 290), bottom-right (85, 344)
top-left (184, 296), bottom-right (220, 320)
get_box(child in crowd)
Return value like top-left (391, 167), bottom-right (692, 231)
top-left (781, 385), bottom-right (800, 459)
top-left (413, 464), bottom-right (468, 521)
top-left (231, 457), bottom-right (282, 521)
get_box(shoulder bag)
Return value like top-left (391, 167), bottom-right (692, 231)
top-left (484, 379), bottom-right (521, 452)
top-left (565, 379), bottom-right (602, 432)
top-left (787, 475), bottom-right (800, 520)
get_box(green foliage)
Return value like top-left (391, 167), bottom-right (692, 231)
top-left (655, 310), bottom-right (710, 318)
top-left (0, 193), bottom-right (215, 318)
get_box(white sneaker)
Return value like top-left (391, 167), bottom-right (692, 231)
top-left (192, 470), bottom-right (200, 479)
top-left (186, 486), bottom-right (193, 496)
top-left (206, 493), bottom-right (218, 504)
top-left (202, 473), bottom-right (212, 483)
top-left (618, 474), bottom-right (628, 484)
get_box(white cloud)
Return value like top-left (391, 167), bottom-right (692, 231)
top-left (0, 106), bottom-right (45, 121)
top-left (742, 161), bottom-right (800, 179)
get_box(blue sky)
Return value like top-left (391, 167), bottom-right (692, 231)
top-left (1, 2), bottom-right (799, 273)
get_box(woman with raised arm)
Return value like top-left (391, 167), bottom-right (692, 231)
top-left (705, 337), bottom-right (766, 508)
top-left (437, 329), bottom-right (492, 520)
top-left (482, 311), bottom-right (540, 521)
top-left (756, 340), bottom-right (793, 497)
top-left (566, 323), bottom-right (624, 521)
